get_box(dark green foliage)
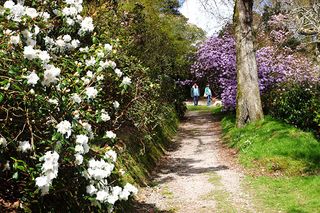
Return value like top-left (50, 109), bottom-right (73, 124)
top-left (263, 82), bottom-right (320, 137)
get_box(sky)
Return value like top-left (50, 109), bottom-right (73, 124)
top-left (179, 0), bottom-right (234, 36)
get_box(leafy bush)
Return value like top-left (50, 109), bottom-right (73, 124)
top-left (0, 0), bottom-right (160, 211)
top-left (263, 82), bottom-right (320, 136)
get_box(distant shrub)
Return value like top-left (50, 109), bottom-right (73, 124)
top-left (264, 82), bottom-right (320, 136)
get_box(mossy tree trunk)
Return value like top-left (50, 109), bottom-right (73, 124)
top-left (234, 0), bottom-right (264, 128)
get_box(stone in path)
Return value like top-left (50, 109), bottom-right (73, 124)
top-left (134, 110), bottom-right (255, 213)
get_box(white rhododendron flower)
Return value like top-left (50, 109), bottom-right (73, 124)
top-left (48, 98), bottom-right (59, 105)
top-left (56, 39), bottom-right (66, 48)
top-left (97, 51), bottom-right (104, 58)
top-left (96, 190), bottom-right (109, 202)
top-left (119, 183), bottom-right (138, 200)
top-left (9, 35), bottom-right (20, 45)
top-left (63, 34), bottom-right (72, 42)
top-left (100, 110), bottom-right (110, 122)
top-left (0, 137), bottom-right (7, 147)
top-left (109, 61), bottom-right (117, 69)
top-left (66, 17), bottom-right (75, 26)
top-left (24, 7), bottom-right (38, 19)
top-left (17, 141), bottom-right (31, 152)
top-left (85, 57), bottom-right (96, 67)
top-left (36, 151), bottom-right (59, 195)
top-left (23, 45), bottom-right (37, 60)
top-left (105, 150), bottom-right (117, 162)
top-left (86, 71), bottom-right (93, 78)
top-left (97, 75), bottom-right (104, 81)
top-left (75, 144), bottom-right (84, 154)
top-left (4, 1), bottom-right (15, 9)
top-left (71, 93), bottom-right (82, 104)
top-left (80, 46), bottom-right (89, 52)
top-left (76, 134), bottom-right (89, 146)
top-left (42, 65), bottom-right (61, 86)
top-left (38, 50), bottom-right (51, 63)
top-left (35, 176), bottom-right (49, 188)
top-left (26, 71), bottom-right (39, 85)
top-left (122, 76), bottom-right (131, 85)
top-left (113, 101), bottom-right (120, 109)
top-left (81, 122), bottom-right (92, 132)
top-left (87, 158), bottom-right (114, 180)
top-left (71, 39), bottom-right (80, 49)
top-left (79, 17), bottom-right (94, 33)
top-left (56, 120), bottom-right (72, 138)
top-left (39, 11), bottom-right (50, 20)
top-left (75, 154), bottom-right (83, 165)
top-left (85, 87), bottom-right (98, 99)
top-left (104, 43), bottom-right (112, 51)
top-left (105, 131), bottom-right (116, 139)
top-left (86, 184), bottom-right (97, 195)
top-left (114, 68), bottom-right (123, 77)
top-left (81, 77), bottom-right (90, 85)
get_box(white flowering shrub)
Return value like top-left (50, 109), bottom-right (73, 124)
top-left (0, 0), bottom-right (142, 211)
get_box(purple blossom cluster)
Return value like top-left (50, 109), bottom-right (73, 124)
top-left (191, 34), bottom-right (319, 110)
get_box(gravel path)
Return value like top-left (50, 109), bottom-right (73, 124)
top-left (134, 108), bottom-right (255, 213)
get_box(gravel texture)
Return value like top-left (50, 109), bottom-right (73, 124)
top-left (134, 106), bottom-right (256, 213)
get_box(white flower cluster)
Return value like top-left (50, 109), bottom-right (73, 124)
top-left (0, 137), bottom-right (7, 147)
top-left (83, 151), bottom-right (138, 204)
top-left (42, 65), bottom-right (61, 86)
top-left (100, 109), bottom-right (111, 122)
top-left (44, 35), bottom-right (80, 52)
top-left (60, 0), bottom-right (94, 35)
top-left (56, 120), bottom-right (72, 138)
top-left (105, 131), bottom-right (116, 139)
top-left (99, 59), bottom-right (117, 70)
top-left (122, 76), bottom-right (132, 85)
top-left (4, 0), bottom-right (49, 22)
top-left (35, 151), bottom-right (59, 195)
top-left (2, 0), bottom-right (136, 207)
top-left (85, 87), bottom-right (98, 99)
top-left (17, 141), bottom-right (31, 152)
top-left (23, 45), bottom-right (51, 62)
top-left (74, 134), bottom-right (90, 165)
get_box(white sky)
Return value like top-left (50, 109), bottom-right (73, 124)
top-left (179, 0), bottom-right (234, 36)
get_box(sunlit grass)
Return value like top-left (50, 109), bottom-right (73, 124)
top-left (187, 105), bottom-right (222, 114)
top-left (222, 115), bottom-right (320, 212)
top-left (246, 176), bottom-right (320, 213)
top-left (221, 115), bottom-right (320, 175)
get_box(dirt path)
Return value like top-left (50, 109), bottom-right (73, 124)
top-left (135, 108), bottom-right (255, 213)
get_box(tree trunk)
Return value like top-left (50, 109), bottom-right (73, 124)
top-left (234, 0), bottom-right (264, 128)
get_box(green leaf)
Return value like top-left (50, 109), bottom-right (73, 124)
top-left (0, 92), bottom-right (4, 103)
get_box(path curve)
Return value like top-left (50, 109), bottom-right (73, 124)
top-left (135, 109), bottom-right (255, 212)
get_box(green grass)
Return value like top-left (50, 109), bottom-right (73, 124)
top-left (246, 176), bottom-right (320, 213)
top-left (187, 105), bottom-right (222, 114)
top-left (221, 115), bottom-right (320, 212)
top-left (221, 115), bottom-right (320, 176)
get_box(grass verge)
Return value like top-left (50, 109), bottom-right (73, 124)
top-left (221, 115), bottom-right (320, 175)
top-left (187, 105), bottom-right (222, 114)
top-left (246, 176), bottom-right (320, 213)
top-left (221, 115), bottom-right (320, 212)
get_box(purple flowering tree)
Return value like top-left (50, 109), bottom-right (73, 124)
top-left (191, 34), bottom-right (319, 110)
